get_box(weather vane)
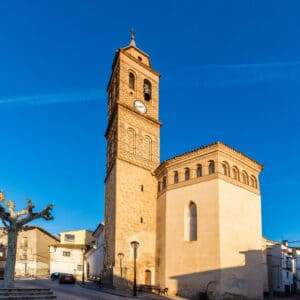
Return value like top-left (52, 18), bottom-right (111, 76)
top-left (129, 28), bottom-right (136, 47)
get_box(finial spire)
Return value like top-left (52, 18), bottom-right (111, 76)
top-left (129, 28), bottom-right (136, 47)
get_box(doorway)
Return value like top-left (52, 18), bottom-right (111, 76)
top-left (145, 269), bottom-right (151, 285)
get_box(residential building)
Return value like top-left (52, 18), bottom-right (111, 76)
top-left (49, 229), bottom-right (94, 280)
top-left (294, 249), bottom-right (300, 292)
top-left (0, 226), bottom-right (59, 277)
top-left (265, 239), bottom-right (295, 296)
top-left (0, 243), bottom-right (6, 278)
top-left (85, 222), bottom-right (105, 280)
top-left (103, 34), bottom-right (265, 299)
top-left (59, 229), bottom-right (94, 245)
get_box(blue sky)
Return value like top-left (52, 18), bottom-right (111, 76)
top-left (0, 1), bottom-right (300, 241)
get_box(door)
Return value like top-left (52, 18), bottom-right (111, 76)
top-left (145, 270), bottom-right (151, 285)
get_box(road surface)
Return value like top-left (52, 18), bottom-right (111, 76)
top-left (13, 279), bottom-right (125, 300)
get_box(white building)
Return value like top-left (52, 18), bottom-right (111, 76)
top-left (266, 241), bottom-right (294, 296)
top-left (85, 222), bottom-right (104, 280)
top-left (294, 249), bottom-right (300, 292)
top-left (49, 229), bottom-right (94, 280)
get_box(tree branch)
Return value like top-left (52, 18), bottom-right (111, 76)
top-left (15, 199), bottom-right (34, 219)
top-left (6, 201), bottom-right (16, 219)
top-left (0, 205), bottom-right (11, 228)
top-left (17, 204), bottom-right (54, 227)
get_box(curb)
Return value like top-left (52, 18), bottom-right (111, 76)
top-left (77, 282), bottom-right (129, 298)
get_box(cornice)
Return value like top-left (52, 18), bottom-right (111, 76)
top-left (157, 173), bottom-right (260, 197)
top-left (156, 142), bottom-right (263, 174)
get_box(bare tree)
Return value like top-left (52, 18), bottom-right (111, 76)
top-left (0, 191), bottom-right (53, 288)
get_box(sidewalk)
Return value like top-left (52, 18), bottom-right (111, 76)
top-left (77, 281), bottom-right (187, 299)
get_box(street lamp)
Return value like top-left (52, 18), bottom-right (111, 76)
top-left (130, 241), bottom-right (140, 297)
top-left (117, 252), bottom-right (124, 279)
top-left (81, 247), bottom-right (86, 284)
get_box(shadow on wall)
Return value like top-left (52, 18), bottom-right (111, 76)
top-left (101, 271), bottom-right (174, 300)
top-left (169, 250), bottom-right (265, 300)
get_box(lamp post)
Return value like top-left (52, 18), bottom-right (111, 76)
top-left (117, 252), bottom-right (124, 279)
top-left (82, 247), bottom-right (86, 284)
top-left (130, 241), bottom-right (140, 297)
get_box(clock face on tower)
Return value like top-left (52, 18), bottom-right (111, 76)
top-left (134, 100), bottom-right (147, 114)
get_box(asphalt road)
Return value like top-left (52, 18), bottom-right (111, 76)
top-left (14, 279), bottom-right (123, 300)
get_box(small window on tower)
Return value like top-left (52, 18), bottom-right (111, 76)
top-left (138, 56), bottom-right (142, 61)
top-left (129, 72), bottom-right (135, 90)
top-left (162, 176), bottom-right (167, 189)
top-left (143, 79), bottom-right (152, 101)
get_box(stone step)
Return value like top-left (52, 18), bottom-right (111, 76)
top-left (0, 288), bottom-right (51, 292)
top-left (0, 296), bottom-right (56, 300)
top-left (0, 288), bottom-right (56, 299)
top-left (0, 291), bottom-right (54, 296)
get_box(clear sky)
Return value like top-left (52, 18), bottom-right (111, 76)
top-left (0, 1), bottom-right (300, 241)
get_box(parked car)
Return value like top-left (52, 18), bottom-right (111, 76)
top-left (50, 272), bottom-right (60, 280)
top-left (59, 273), bottom-right (76, 284)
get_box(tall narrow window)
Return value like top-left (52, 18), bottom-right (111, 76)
top-left (144, 136), bottom-right (152, 160)
top-left (185, 168), bottom-right (190, 181)
top-left (162, 176), bottom-right (167, 190)
top-left (208, 160), bottom-right (215, 174)
top-left (232, 166), bottom-right (240, 181)
top-left (196, 164), bottom-right (202, 177)
top-left (143, 79), bottom-right (152, 101)
top-left (158, 182), bottom-right (161, 193)
top-left (129, 72), bottom-right (135, 89)
top-left (174, 171), bottom-right (179, 184)
top-left (186, 202), bottom-right (197, 241)
top-left (222, 161), bottom-right (230, 177)
top-left (127, 128), bottom-right (136, 154)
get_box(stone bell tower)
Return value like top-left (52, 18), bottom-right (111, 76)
top-left (104, 32), bottom-right (161, 286)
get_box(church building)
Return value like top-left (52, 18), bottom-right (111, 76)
top-left (103, 33), bottom-right (265, 299)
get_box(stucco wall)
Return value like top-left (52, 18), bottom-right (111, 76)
top-left (86, 231), bottom-right (105, 277)
top-left (50, 246), bottom-right (84, 279)
top-left (218, 179), bottom-right (264, 299)
top-left (158, 179), bottom-right (221, 297)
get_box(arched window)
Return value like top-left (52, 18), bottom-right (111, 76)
top-left (162, 176), bottom-right (167, 190)
top-left (208, 160), bottom-right (215, 175)
top-left (127, 128), bottom-right (136, 154)
top-left (129, 72), bottom-right (135, 90)
top-left (143, 79), bottom-right (152, 101)
top-left (144, 136), bottom-right (152, 161)
top-left (186, 202), bottom-right (197, 241)
top-left (250, 176), bottom-right (257, 188)
top-left (174, 171), bottom-right (179, 184)
top-left (222, 161), bottom-right (230, 177)
top-left (242, 171), bottom-right (249, 185)
top-left (232, 166), bottom-right (240, 181)
top-left (196, 164), bottom-right (203, 177)
top-left (185, 168), bottom-right (190, 181)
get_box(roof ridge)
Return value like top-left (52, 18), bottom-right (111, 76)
top-left (159, 141), bottom-right (263, 168)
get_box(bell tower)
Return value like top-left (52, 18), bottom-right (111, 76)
top-left (104, 32), bottom-right (161, 286)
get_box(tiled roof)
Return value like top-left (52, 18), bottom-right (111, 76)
top-left (23, 226), bottom-right (60, 242)
top-left (159, 141), bottom-right (263, 168)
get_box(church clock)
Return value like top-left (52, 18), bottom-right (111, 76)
top-left (134, 100), bottom-right (147, 114)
